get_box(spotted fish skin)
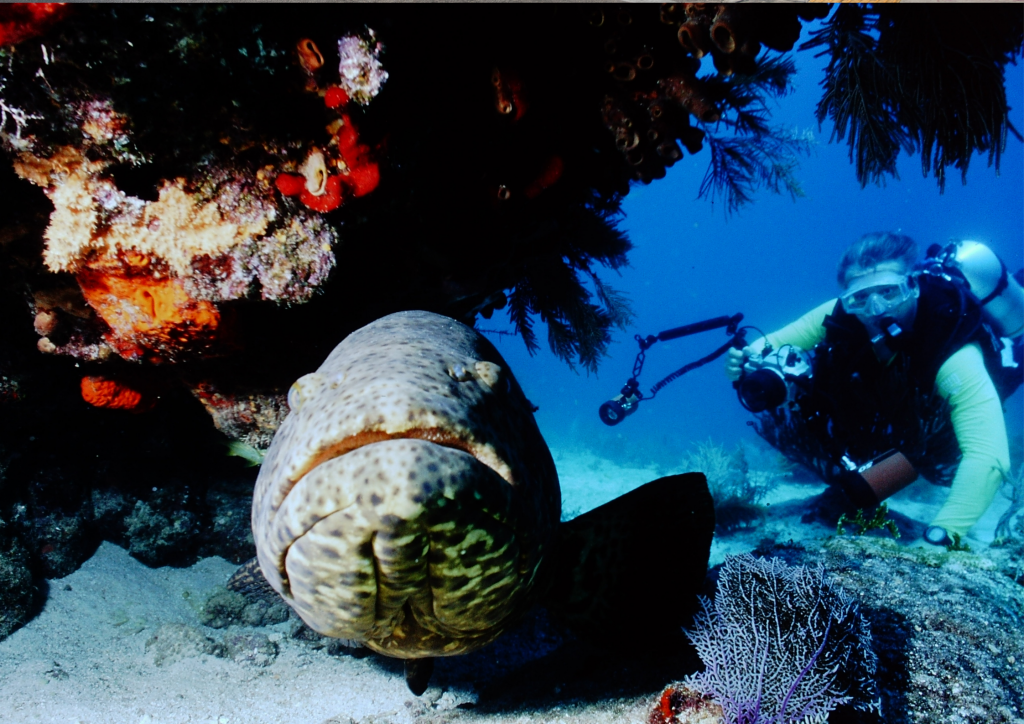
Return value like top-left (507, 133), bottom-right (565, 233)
top-left (252, 311), bottom-right (559, 658)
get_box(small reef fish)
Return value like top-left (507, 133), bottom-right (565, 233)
top-left (232, 310), bottom-right (715, 694)
top-left (225, 441), bottom-right (266, 467)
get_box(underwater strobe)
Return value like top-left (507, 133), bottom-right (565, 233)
top-left (599, 378), bottom-right (641, 426)
top-left (599, 314), bottom-right (746, 426)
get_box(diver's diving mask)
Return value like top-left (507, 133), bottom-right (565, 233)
top-left (840, 271), bottom-right (917, 317)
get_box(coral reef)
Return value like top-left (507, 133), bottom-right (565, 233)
top-left (13, 141), bottom-right (338, 363)
top-left (0, 3), bottom-right (1021, 650)
top-left (188, 381), bottom-right (289, 451)
top-left (2, 3), bottom-right (1015, 383)
top-left (0, 4), bottom-right (837, 376)
top-left (273, 34), bottom-right (384, 214)
top-left (751, 537), bottom-right (1024, 724)
top-left (680, 553), bottom-right (880, 724)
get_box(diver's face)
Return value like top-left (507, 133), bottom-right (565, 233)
top-left (842, 262), bottom-right (919, 332)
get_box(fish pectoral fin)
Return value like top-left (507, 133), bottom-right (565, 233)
top-left (404, 656), bottom-right (435, 696)
top-left (227, 557), bottom-right (282, 603)
top-left (544, 473), bottom-right (715, 643)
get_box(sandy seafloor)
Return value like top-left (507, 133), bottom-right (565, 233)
top-left (0, 445), bottom-right (1017, 724)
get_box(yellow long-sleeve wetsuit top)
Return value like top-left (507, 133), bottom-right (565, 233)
top-left (756, 299), bottom-right (1011, 538)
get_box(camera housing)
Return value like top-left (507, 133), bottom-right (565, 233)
top-left (736, 346), bottom-right (812, 412)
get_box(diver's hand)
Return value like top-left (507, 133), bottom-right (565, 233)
top-left (725, 346), bottom-right (751, 382)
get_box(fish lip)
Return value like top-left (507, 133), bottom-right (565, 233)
top-left (290, 426), bottom-right (511, 487)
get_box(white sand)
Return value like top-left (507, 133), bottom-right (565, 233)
top-left (0, 445), bottom-right (1016, 724)
top-left (0, 542), bottom-right (422, 724)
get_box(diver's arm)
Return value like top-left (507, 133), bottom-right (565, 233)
top-left (928, 343), bottom-right (1011, 538)
top-left (726, 299), bottom-right (836, 380)
top-left (763, 298), bottom-right (837, 350)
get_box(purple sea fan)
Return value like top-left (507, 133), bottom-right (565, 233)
top-left (684, 554), bottom-right (880, 724)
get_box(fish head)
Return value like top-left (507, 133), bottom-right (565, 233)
top-left (252, 310), bottom-right (559, 657)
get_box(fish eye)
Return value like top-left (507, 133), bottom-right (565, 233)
top-left (287, 382), bottom-right (303, 411)
top-left (447, 363), bottom-right (473, 382)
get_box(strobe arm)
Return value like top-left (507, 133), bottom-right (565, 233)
top-left (651, 313), bottom-right (745, 344)
top-left (630, 313), bottom-right (745, 396)
top-left (600, 312), bottom-right (746, 426)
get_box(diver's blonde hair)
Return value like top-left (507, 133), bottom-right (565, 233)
top-left (836, 232), bottom-right (919, 287)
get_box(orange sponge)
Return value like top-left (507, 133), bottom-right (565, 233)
top-left (0, 4), bottom-right (69, 47)
top-left (76, 267), bottom-right (221, 362)
top-left (80, 375), bottom-right (154, 412)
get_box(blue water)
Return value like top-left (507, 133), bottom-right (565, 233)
top-left (485, 36), bottom-right (1024, 489)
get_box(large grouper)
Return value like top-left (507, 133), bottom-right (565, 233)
top-left (230, 310), bottom-right (714, 694)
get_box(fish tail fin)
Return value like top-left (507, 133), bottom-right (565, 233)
top-left (544, 473), bottom-right (715, 643)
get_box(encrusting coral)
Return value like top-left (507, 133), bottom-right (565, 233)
top-left (273, 32), bottom-right (384, 213)
top-left (12, 123), bottom-right (339, 365)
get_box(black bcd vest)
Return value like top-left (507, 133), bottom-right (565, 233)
top-left (796, 273), bottom-right (994, 483)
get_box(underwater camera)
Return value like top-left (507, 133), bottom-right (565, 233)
top-left (736, 345), bottom-right (813, 413)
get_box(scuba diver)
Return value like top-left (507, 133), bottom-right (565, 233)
top-left (726, 232), bottom-right (1023, 546)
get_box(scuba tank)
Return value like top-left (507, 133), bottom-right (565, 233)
top-left (926, 240), bottom-right (1024, 338)
top-left (922, 239), bottom-right (1023, 401)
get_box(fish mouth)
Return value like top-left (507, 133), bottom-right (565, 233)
top-left (290, 426), bottom-right (513, 489)
top-left (268, 434), bottom-right (526, 648)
